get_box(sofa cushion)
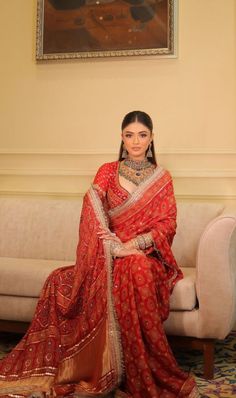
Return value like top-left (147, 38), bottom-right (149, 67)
top-left (172, 202), bottom-right (224, 268)
top-left (0, 257), bottom-right (70, 297)
top-left (0, 258), bottom-right (197, 310)
top-left (0, 198), bottom-right (82, 261)
top-left (0, 295), bottom-right (38, 322)
top-left (170, 267), bottom-right (196, 310)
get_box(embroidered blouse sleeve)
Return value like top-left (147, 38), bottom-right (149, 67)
top-left (92, 162), bottom-right (124, 257)
top-left (92, 163), bottom-right (111, 201)
top-left (150, 176), bottom-right (177, 248)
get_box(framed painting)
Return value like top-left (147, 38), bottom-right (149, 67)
top-left (36, 0), bottom-right (177, 60)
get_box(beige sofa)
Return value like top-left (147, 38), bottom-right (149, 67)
top-left (0, 197), bottom-right (235, 379)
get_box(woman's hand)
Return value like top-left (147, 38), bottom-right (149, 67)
top-left (97, 227), bottom-right (144, 258)
top-left (97, 226), bottom-right (121, 243)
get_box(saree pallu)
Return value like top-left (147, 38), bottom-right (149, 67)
top-left (0, 163), bottom-right (199, 398)
top-left (0, 188), bottom-right (123, 397)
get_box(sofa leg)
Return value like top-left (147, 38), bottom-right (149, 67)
top-left (203, 339), bottom-right (215, 379)
top-left (167, 336), bottom-right (216, 380)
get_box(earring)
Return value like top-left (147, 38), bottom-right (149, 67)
top-left (147, 143), bottom-right (153, 158)
top-left (122, 144), bottom-right (128, 158)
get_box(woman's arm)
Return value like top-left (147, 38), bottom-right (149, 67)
top-left (123, 232), bottom-right (153, 251)
top-left (93, 164), bottom-right (144, 258)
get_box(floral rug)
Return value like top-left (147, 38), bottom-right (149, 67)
top-left (0, 331), bottom-right (235, 397)
top-left (174, 331), bottom-right (236, 397)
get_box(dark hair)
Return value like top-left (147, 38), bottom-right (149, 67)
top-left (121, 110), bottom-right (153, 132)
top-left (118, 110), bottom-right (157, 165)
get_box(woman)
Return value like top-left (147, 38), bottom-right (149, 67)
top-left (0, 111), bottom-right (199, 398)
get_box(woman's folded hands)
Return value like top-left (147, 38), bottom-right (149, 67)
top-left (97, 226), bottom-right (144, 258)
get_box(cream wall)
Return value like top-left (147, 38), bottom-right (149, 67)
top-left (0, 0), bottom-right (235, 203)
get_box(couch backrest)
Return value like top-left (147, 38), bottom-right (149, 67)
top-left (0, 198), bottom-right (83, 261)
top-left (172, 202), bottom-right (225, 267)
top-left (0, 198), bottom-right (225, 265)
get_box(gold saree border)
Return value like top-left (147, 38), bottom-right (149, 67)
top-left (88, 187), bottom-right (124, 387)
top-left (0, 375), bottom-right (54, 395)
top-left (178, 374), bottom-right (200, 398)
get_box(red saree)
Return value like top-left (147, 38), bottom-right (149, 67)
top-left (0, 161), bottom-right (199, 398)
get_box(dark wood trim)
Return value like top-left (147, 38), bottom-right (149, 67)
top-left (167, 335), bottom-right (215, 379)
top-left (0, 320), bottom-right (29, 334)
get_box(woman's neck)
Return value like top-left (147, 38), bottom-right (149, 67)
top-left (127, 156), bottom-right (147, 162)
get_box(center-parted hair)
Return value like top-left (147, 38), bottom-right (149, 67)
top-left (121, 110), bottom-right (153, 132)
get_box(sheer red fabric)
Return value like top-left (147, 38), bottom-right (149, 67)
top-left (0, 161), bottom-right (199, 398)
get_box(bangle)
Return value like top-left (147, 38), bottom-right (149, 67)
top-left (143, 232), bottom-right (153, 248)
top-left (110, 241), bottom-right (123, 258)
top-left (137, 235), bottom-right (146, 250)
top-left (134, 233), bottom-right (153, 250)
top-left (132, 238), bottom-right (140, 250)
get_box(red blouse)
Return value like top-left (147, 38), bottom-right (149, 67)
top-left (93, 161), bottom-right (129, 210)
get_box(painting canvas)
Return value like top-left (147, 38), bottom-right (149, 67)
top-left (36, 0), bottom-right (177, 59)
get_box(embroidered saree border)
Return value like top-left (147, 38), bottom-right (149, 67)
top-left (88, 187), bottom-right (124, 387)
top-left (178, 375), bottom-right (200, 398)
top-left (0, 375), bottom-right (54, 395)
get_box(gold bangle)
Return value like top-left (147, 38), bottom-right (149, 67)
top-left (110, 241), bottom-right (123, 257)
top-left (143, 232), bottom-right (153, 248)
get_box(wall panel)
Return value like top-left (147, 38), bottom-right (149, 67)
top-left (0, 151), bottom-right (235, 205)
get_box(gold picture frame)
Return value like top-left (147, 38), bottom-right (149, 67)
top-left (36, 0), bottom-right (177, 60)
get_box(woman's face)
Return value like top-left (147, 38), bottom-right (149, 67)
top-left (122, 121), bottom-right (152, 161)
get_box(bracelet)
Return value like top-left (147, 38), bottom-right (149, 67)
top-left (133, 233), bottom-right (153, 250)
top-left (137, 235), bottom-right (146, 250)
top-left (143, 232), bottom-right (153, 248)
top-left (132, 237), bottom-right (140, 250)
top-left (110, 241), bottom-right (123, 258)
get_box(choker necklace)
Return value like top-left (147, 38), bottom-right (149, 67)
top-left (124, 158), bottom-right (151, 175)
top-left (119, 158), bottom-right (155, 186)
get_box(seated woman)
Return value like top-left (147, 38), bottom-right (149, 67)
top-left (0, 111), bottom-right (199, 398)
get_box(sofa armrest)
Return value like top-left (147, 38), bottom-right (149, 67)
top-left (196, 214), bottom-right (236, 339)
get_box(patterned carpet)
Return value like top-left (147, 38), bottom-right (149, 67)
top-left (174, 332), bottom-right (236, 397)
top-left (0, 332), bottom-right (235, 397)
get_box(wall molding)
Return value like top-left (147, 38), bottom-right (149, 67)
top-left (0, 149), bottom-right (236, 155)
top-left (0, 190), bottom-right (235, 201)
top-left (0, 151), bottom-right (236, 178)
top-left (0, 168), bottom-right (236, 178)
top-left (0, 190), bottom-right (84, 198)
top-left (0, 151), bottom-right (235, 202)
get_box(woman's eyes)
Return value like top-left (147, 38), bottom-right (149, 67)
top-left (124, 134), bottom-right (148, 138)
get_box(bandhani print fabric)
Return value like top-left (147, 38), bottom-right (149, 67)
top-left (0, 161), bottom-right (199, 398)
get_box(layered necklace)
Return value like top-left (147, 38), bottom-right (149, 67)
top-left (119, 158), bottom-right (155, 186)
